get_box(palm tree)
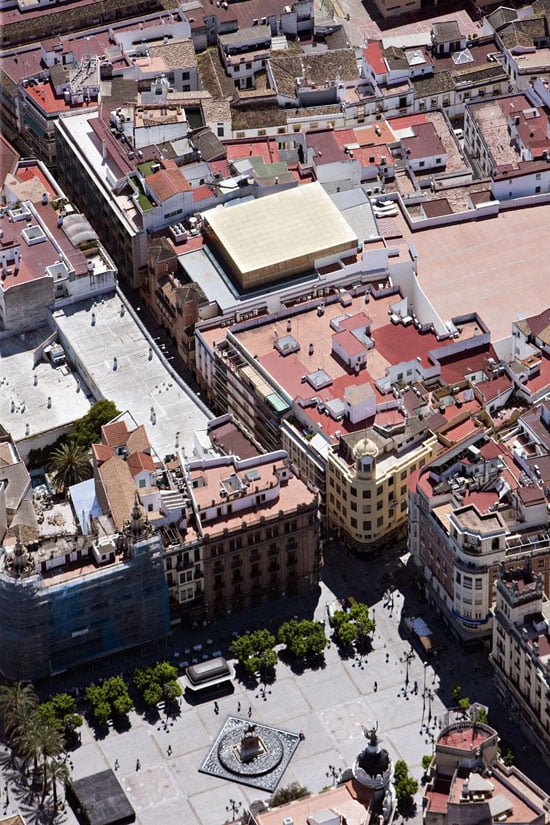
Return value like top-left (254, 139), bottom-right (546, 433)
top-left (47, 758), bottom-right (70, 812)
top-left (28, 714), bottom-right (64, 795)
top-left (48, 439), bottom-right (92, 493)
top-left (0, 682), bottom-right (38, 741)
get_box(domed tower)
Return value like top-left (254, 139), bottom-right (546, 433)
top-left (352, 724), bottom-right (395, 821)
top-left (353, 437), bottom-right (378, 480)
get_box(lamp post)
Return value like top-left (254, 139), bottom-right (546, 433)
top-left (326, 764), bottom-right (341, 787)
top-left (226, 798), bottom-right (242, 821)
top-left (404, 648), bottom-right (414, 695)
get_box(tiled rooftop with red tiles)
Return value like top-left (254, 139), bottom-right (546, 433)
top-left (363, 41), bottom-right (386, 75)
top-left (24, 80), bottom-right (97, 115)
top-left (226, 139), bottom-right (280, 165)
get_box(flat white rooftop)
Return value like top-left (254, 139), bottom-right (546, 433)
top-left (0, 326), bottom-right (91, 444)
top-left (203, 182), bottom-right (358, 282)
top-left (52, 294), bottom-right (211, 459)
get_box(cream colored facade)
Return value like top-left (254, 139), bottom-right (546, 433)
top-left (327, 428), bottom-right (438, 554)
top-left (492, 570), bottom-right (550, 762)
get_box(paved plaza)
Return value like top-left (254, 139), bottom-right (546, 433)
top-left (0, 545), bottom-right (546, 824)
top-left (66, 587), bottom-right (448, 825)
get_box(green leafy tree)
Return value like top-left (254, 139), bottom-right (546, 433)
top-left (231, 630), bottom-right (278, 676)
top-left (0, 682), bottom-right (38, 741)
top-left (499, 746), bottom-right (515, 767)
top-left (269, 782), bottom-right (309, 806)
top-left (333, 614), bottom-right (358, 647)
top-left (458, 697), bottom-right (471, 711)
top-left (278, 619), bottom-right (327, 661)
top-left (39, 693), bottom-right (82, 743)
top-left (394, 759), bottom-right (418, 803)
top-left (48, 440), bottom-right (92, 492)
top-left (451, 684), bottom-right (462, 702)
top-left (86, 676), bottom-right (133, 723)
top-left (422, 754), bottom-right (432, 772)
top-left (133, 662), bottom-right (181, 708)
top-left (72, 400), bottom-right (120, 449)
top-left (332, 603), bottom-right (375, 648)
top-left (350, 603), bottom-right (376, 646)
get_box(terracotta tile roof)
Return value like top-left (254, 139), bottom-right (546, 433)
top-left (147, 169), bottom-right (192, 202)
top-left (126, 424), bottom-right (151, 454)
top-left (97, 455), bottom-right (136, 531)
top-left (91, 443), bottom-right (114, 464)
top-left (515, 308), bottom-right (550, 344)
top-left (149, 38), bottom-right (197, 70)
top-left (126, 450), bottom-right (156, 476)
top-left (101, 420), bottom-right (129, 447)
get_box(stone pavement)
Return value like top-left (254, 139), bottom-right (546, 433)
top-left (2, 543), bottom-right (547, 823)
top-left (64, 584), bottom-right (448, 825)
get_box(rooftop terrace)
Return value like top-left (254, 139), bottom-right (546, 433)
top-left (52, 293), bottom-right (210, 459)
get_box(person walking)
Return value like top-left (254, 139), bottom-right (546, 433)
top-left (114, 759), bottom-right (119, 771)
top-left (167, 745), bottom-right (172, 757)
top-left (214, 701), bottom-right (219, 714)
top-left (136, 759), bottom-right (141, 771)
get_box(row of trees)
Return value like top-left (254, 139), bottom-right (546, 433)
top-left (231, 605), bottom-right (376, 678)
top-left (0, 683), bottom-right (71, 811)
top-left (230, 619), bottom-right (328, 677)
top-left (85, 662), bottom-right (181, 724)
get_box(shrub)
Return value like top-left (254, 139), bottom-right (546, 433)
top-left (269, 782), bottom-right (309, 806)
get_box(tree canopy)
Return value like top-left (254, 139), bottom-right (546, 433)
top-left (332, 602), bottom-right (376, 648)
top-left (133, 662), bottom-right (182, 707)
top-left (86, 676), bottom-right (133, 724)
top-left (394, 759), bottom-right (419, 802)
top-left (231, 629), bottom-right (278, 676)
top-left (278, 619), bottom-right (327, 660)
top-left (269, 782), bottom-right (309, 807)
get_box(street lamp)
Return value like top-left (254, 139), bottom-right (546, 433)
top-left (404, 648), bottom-right (414, 695)
top-left (226, 798), bottom-right (242, 821)
top-left (326, 764), bottom-right (341, 787)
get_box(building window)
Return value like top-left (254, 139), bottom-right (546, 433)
top-left (363, 520), bottom-right (371, 530)
top-left (351, 518), bottom-right (357, 528)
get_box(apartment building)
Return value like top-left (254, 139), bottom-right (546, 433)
top-left (18, 62), bottom-right (99, 169)
top-left (424, 715), bottom-right (550, 825)
top-left (0, 159), bottom-right (116, 333)
top-left (218, 26), bottom-right (272, 90)
top-left (185, 451), bottom-right (320, 618)
top-left (409, 428), bottom-right (550, 645)
top-left (0, 499), bottom-right (170, 681)
top-left (90, 419), bottom-right (320, 622)
top-left (464, 92), bottom-right (550, 199)
top-left (327, 424), bottom-right (439, 554)
top-left (492, 566), bottom-right (550, 762)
